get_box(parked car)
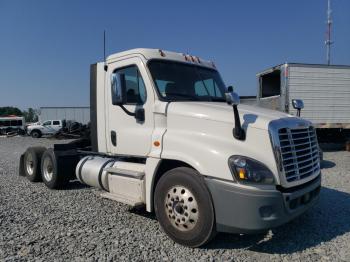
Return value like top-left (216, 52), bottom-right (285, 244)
top-left (27, 120), bottom-right (63, 138)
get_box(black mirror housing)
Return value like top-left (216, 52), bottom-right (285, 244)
top-left (135, 108), bottom-right (145, 122)
top-left (225, 91), bottom-right (245, 140)
top-left (292, 99), bottom-right (304, 117)
top-left (227, 86), bottom-right (234, 92)
top-left (292, 99), bottom-right (304, 110)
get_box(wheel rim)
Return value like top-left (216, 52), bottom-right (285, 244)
top-left (165, 185), bottom-right (199, 231)
top-left (43, 156), bottom-right (53, 182)
top-left (26, 153), bottom-right (34, 176)
top-left (32, 132), bottom-right (38, 138)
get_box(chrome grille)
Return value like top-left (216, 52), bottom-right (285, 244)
top-left (278, 126), bottom-right (320, 182)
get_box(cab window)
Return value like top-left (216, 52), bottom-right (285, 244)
top-left (194, 79), bottom-right (222, 98)
top-left (112, 66), bottom-right (147, 105)
top-left (43, 121), bottom-right (51, 126)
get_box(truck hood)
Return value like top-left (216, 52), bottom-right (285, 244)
top-left (166, 102), bottom-right (292, 130)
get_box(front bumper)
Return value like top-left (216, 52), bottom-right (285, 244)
top-left (205, 174), bottom-right (321, 234)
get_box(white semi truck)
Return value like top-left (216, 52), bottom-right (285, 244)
top-left (19, 49), bottom-right (321, 247)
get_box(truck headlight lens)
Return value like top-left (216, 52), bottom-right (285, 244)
top-left (228, 156), bottom-right (275, 184)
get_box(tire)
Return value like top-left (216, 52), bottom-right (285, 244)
top-left (41, 148), bottom-right (69, 189)
top-left (154, 167), bottom-right (216, 247)
top-left (31, 130), bottom-right (42, 138)
top-left (23, 147), bottom-right (47, 182)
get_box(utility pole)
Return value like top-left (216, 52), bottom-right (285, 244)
top-left (325, 0), bottom-right (333, 65)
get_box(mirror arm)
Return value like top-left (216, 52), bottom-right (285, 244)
top-left (232, 105), bottom-right (245, 140)
top-left (119, 105), bottom-right (145, 122)
top-left (119, 105), bottom-right (136, 117)
top-left (297, 108), bottom-right (301, 117)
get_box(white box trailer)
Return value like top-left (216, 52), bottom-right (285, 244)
top-left (256, 63), bottom-right (350, 132)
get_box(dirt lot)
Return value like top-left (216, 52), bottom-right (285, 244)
top-left (0, 137), bottom-right (350, 261)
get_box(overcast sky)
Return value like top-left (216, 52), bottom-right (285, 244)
top-left (0, 0), bottom-right (349, 109)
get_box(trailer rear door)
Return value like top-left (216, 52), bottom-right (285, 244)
top-left (288, 65), bottom-right (350, 128)
top-left (257, 68), bottom-right (283, 111)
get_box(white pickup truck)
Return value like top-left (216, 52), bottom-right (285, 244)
top-left (27, 120), bottom-right (63, 138)
top-left (20, 48), bottom-right (321, 247)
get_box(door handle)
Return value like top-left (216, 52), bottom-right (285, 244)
top-left (111, 131), bottom-right (117, 146)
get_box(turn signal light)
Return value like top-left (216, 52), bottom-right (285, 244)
top-left (183, 54), bottom-right (189, 61)
top-left (238, 168), bottom-right (246, 179)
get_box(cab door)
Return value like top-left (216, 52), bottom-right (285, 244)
top-left (106, 57), bottom-right (154, 156)
top-left (42, 120), bottom-right (53, 134)
top-left (52, 120), bottom-right (62, 132)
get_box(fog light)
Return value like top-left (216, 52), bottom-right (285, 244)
top-left (259, 206), bottom-right (274, 218)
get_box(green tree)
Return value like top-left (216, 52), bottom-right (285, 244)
top-left (0, 107), bottom-right (23, 116)
top-left (22, 108), bottom-right (39, 122)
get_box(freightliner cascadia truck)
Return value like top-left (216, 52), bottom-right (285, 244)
top-left (19, 49), bottom-right (321, 247)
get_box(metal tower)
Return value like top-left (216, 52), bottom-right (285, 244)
top-left (325, 0), bottom-right (333, 65)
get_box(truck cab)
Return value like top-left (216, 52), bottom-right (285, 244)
top-left (21, 49), bottom-right (321, 247)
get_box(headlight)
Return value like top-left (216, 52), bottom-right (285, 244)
top-left (228, 155), bottom-right (275, 185)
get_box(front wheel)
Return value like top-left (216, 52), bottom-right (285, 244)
top-left (31, 130), bottom-right (42, 138)
top-left (154, 167), bottom-right (216, 247)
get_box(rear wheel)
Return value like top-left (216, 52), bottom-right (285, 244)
top-left (154, 167), bottom-right (216, 247)
top-left (31, 130), bottom-right (42, 138)
top-left (23, 147), bottom-right (46, 182)
top-left (41, 148), bottom-right (69, 189)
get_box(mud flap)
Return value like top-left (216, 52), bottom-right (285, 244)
top-left (19, 153), bottom-right (25, 176)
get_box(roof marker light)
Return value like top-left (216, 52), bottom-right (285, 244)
top-left (183, 53), bottom-right (189, 61)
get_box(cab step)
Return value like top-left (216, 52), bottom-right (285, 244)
top-left (100, 192), bottom-right (144, 207)
top-left (104, 167), bottom-right (144, 179)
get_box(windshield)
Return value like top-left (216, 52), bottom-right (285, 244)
top-left (148, 60), bottom-right (227, 102)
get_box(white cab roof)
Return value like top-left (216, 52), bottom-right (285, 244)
top-left (106, 48), bottom-right (216, 69)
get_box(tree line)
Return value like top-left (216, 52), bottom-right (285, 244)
top-left (0, 107), bottom-right (39, 122)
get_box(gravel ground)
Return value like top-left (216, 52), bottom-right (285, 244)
top-left (0, 137), bottom-right (350, 261)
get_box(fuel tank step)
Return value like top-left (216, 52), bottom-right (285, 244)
top-left (76, 156), bottom-right (146, 207)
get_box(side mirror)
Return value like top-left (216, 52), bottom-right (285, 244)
top-left (292, 99), bottom-right (304, 117)
top-left (135, 108), bottom-right (145, 122)
top-left (292, 99), bottom-right (304, 110)
top-left (225, 90), bottom-right (245, 140)
top-left (225, 91), bottom-right (240, 106)
top-left (111, 72), bottom-right (126, 105)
